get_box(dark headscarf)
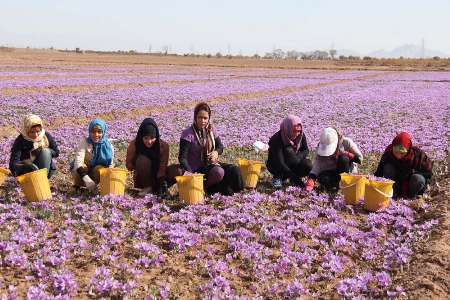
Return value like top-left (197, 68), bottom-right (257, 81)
top-left (192, 102), bottom-right (216, 164)
top-left (135, 118), bottom-right (160, 174)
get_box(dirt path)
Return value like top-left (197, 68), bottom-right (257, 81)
top-left (0, 72), bottom-right (388, 139)
top-left (0, 70), bottom-right (342, 95)
top-left (396, 158), bottom-right (450, 299)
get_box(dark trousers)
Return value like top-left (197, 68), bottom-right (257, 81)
top-left (267, 158), bottom-right (312, 182)
top-left (15, 148), bottom-right (54, 179)
top-left (317, 155), bottom-right (350, 190)
top-left (381, 163), bottom-right (427, 198)
top-left (167, 163), bottom-right (244, 196)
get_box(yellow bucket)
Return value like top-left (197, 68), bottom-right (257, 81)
top-left (0, 167), bottom-right (10, 186)
top-left (175, 174), bottom-right (204, 205)
top-left (238, 158), bottom-right (263, 188)
top-left (364, 179), bottom-right (395, 211)
top-left (339, 173), bottom-right (367, 205)
top-left (16, 168), bottom-right (52, 201)
top-left (99, 168), bottom-right (128, 196)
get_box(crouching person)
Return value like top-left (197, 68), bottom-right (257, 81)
top-left (374, 132), bottom-right (433, 198)
top-left (70, 119), bottom-right (114, 191)
top-left (9, 114), bottom-right (59, 178)
top-left (305, 127), bottom-right (363, 192)
top-left (266, 115), bottom-right (312, 188)
top-left (126, 118), bottom-right (169, 197)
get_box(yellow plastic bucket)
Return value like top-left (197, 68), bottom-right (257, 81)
top-left (238, 158), bottom-right (263, 188)
top-left (175, 174), bottom-right (204, 205)
top-left (0, 167), bottom-right (10, 186)
top-left (16, 168), bottom-right (52, 201)
top-left (364, 179), bottom-right (395, 211)
top-left (99, 168), bottom-right (128, 196)
top-left (339, 173), bottom-right (367, 205)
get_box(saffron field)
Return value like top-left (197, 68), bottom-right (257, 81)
top-left (0, 63), bottom-right (448, 299)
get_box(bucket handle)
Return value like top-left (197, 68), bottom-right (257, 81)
top-left (370, 186), bottom-right (393, 198)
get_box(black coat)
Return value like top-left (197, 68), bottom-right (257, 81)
top-left (9, 132), bottom-right (59, 175)
top-left (266, 131), bottom-right (309, 178)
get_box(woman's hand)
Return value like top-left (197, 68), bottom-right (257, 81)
top-left (208, 151), bottom-right (219, 163)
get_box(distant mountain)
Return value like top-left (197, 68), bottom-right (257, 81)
top-left (368, 44), bottom-right (449, 58)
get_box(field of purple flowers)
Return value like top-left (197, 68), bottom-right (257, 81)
top-left (0, 64), bottom-right (449, 299)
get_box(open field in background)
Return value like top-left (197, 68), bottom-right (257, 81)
top-left (0, 50), bottom-right (449, 299)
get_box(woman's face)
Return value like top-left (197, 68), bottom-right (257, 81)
top-left (143, 136), bottom-right (156, 148)
top-left (90, 127), bottom-right (103, 143)
top-left (393, 150), bottom-right (406, 160)
top-left (195, 110), bottom-right (210, 129)
top-left (27, 125), bottom-right (42, 140)
top-left (292, 123), bottom-right (302, 138)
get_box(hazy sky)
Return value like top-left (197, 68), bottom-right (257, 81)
top-left (1, 0), bottom-right (449, 55)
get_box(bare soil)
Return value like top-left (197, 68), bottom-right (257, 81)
top-left (1, 48), bottom-right (450, 71)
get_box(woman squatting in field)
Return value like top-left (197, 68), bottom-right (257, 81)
top-left (374, 131), bottom-right (433, 198)
top-left (9, 114), bottom-right (59, 179)
top-left (305, 127), bottom-right (363, 192)
top-left (266, 115), bottom-right (312, 189)
top-left (126, 118), bottom-right (169, 198)
top-left (167, 102), bottom-right (244, 195)
top-left (70, 118), bottom-right (114, 191)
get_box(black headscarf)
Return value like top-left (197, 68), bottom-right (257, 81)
top-left (135, 118), bottom-right (160, 175)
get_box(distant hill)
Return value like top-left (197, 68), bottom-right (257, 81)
top-left (369, 44), bottom-right (449, 58)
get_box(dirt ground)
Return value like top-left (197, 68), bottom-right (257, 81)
top-left (1, 48), bottom-right (450, 71)
top-left (394, 156), bottom-right (450, 299)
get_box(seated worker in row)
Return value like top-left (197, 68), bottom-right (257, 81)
top-left (167, 102), bottom-right (244, 195)
top-left (70, 119), bottom-right (114, 191)
top-left (9, 114), bottom-right (59, 178)
top-left (374, 131), bottom-right (433, 198)
top-left (305, 127), bottom-right (363, 192)
top-left (126, 118), bottom-right (169, 197)
top-left (266, 115), bottom-right (312, 188)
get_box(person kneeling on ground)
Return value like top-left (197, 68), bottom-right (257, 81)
top-left (374, 131), bottom-right (433, 198)
top-left (9, 114), bottom-right (59, 179)
top-left (126, 118), bottom-right (169, 198)
top-left (167, 102), bottom-right (244, 195)
top-left (266, 115), bottom-right (312, 188)
top-left (70, 118), bottom-right (114, 191)
top-left (305, 127), bottom-right (363, 192)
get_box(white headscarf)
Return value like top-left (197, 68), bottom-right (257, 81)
top-left (19, 114), bottom-right (49, 150)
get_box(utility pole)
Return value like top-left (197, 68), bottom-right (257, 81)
top-left (421, 38), bottom-right (425, 59)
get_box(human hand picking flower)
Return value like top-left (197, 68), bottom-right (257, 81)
top-left (305, 178), bottom-right (315, 192)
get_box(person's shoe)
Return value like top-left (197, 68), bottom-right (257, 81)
top-left (272, 177), bottom-right (283, 189)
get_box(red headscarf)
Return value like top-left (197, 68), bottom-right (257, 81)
top-left (389, 131), bottom-right (413, 161)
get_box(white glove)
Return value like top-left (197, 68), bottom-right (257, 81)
top-left (82, 175), bottom-right (96, 191)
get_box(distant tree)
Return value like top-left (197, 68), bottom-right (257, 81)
top-left (206, 54), bottom-right (212, 58)
top-left (286, 50), bottom-right (300, 60)
top-left (433, 56), bottom-right (440, 60)
top-left (162, 45), bottom-right (169, 55)
top-left (272, 49), bottom-right (285, 59)
top-left (363, 56), bottom-right (372, 60)
top-left (253, 53), bottom-right (260, 59)
top-left (329, 49), bottom-right (337, 59)
top-left (215, 52), bottom-right (223, 58)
